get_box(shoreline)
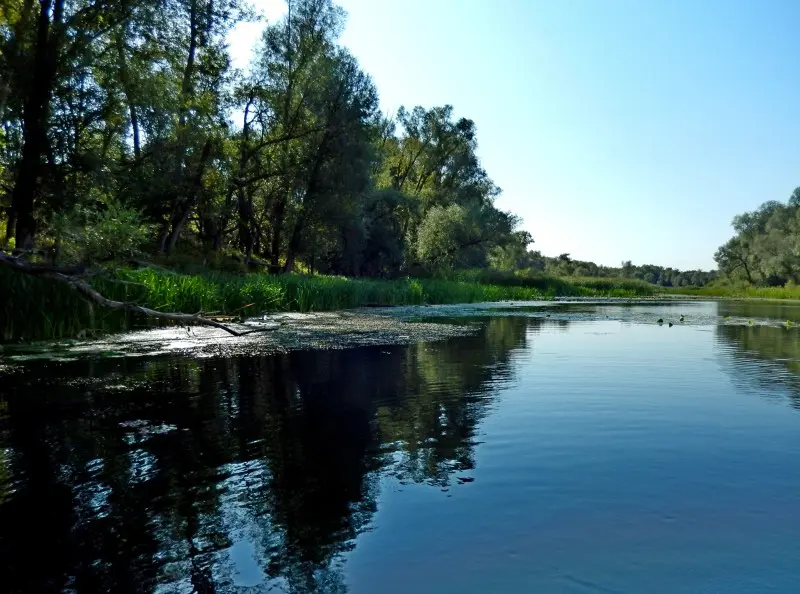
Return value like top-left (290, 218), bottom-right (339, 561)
top-left (0, 266), bottom-right (655, 343)
top-left (0, 297), bottom-right (776, 363)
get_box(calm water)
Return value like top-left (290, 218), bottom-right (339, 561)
top-left (2, 301), bottom-right (800, 593)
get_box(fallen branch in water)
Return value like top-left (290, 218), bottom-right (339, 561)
top-left (0, 253), bottom-right (279, 337)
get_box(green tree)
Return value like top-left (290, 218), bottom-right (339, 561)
top-left (715, 188), bottom-right (800, 286)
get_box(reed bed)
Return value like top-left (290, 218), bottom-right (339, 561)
top-left (0, 267), bottom-right (655, 342)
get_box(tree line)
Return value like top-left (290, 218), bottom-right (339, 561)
top-left (489, 245), bottom-right (717, 287)
top-left (715, 187), bottom-right (800, 286)
top-left (1, 0), bottom-right (531, 276)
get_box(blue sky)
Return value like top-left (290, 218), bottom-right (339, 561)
top-left (230, 0), bottom-right (800, 270)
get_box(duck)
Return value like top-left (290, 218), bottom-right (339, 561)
top-left (668, 322), bottom-right (673, 328)
top-left (657, 318), bottom-right (664, 324)
top-left (679, 315), bottom-right (685, 322)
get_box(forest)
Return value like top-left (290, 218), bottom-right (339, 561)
top-left (0, 0), bottom-right (718, 283)
top-left (0, 0), bottom-right (535, 276)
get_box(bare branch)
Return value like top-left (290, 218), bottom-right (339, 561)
top-left (0, 254), bottom-right (278, 337)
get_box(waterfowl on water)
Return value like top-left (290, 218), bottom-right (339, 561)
top-left (657, 318), bottom-right (664, 324)
top-left (680, 315), bottom-right (685, 322)
top-left (668, 322), bottom-right (674, 327)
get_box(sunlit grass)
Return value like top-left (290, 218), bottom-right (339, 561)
top-left (664, 285), bottom-right (800, 300)
top-left (1, 267), bottom-right (656, 342)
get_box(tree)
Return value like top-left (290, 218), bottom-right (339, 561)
top-left (715, 188), bottom-right (800, 286)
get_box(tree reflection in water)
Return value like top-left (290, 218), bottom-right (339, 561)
top-left (0, 316), bottom-right (541, 593)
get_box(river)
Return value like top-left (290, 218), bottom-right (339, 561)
top-left (1, 300), bottom-right (800, 593)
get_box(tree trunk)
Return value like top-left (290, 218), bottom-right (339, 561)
top-left (270, 196), bottom-right (287, 271)
top-left (237, 188), bottom-right (255, 258)
top-left (283, 218), bottom-right (302, 273)
top-left (164, 0), bottom-right (199, 246)
top-left (115, 30), bottom-right (140, 159)
top-left (282, 129), bottom-right (329, 273)
top-left (6, 0), bottom-right (62, 248)
top-left (741, 259), bottom-right (753, 284)
top-left (179, 0), bottom-right (197, 131)
top-left (235, 101), bottom-right (254, 257)
top-left (164, 139), bottom-right (212, 252)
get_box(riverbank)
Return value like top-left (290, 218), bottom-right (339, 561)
top-left (0, 297), bottom-right (774, 363)
top-left (1, 266), bottom-right (655, 342)
top-left (664, 285), bottom-right (800, 300)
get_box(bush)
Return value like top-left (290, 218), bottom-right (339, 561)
top-left (52, 202), bottom-right (154, 264)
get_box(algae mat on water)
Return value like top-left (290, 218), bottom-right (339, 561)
top-left (1, 299), bottom-right (785, 364)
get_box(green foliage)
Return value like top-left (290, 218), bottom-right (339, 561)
top-left (714, 188), bottom-right (800, 287)
top-left (3, 0), bottom-right (538, 279)
top-left (535, 254), bottom-right (716, 287)
top-left (567, 276), bottom-right (656, 296)
top-left (416, 205), bottom-right (468, 270)
top-left (447, 269), bottom-right (654, 297)
top-left (666, 285), bottom-right (800, 300)
top-left (0, 267), bottom-right (128, 342)
top-left (52, 202), bottom-right (155, 264)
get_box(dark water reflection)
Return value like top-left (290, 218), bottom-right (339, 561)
top-left (2, 307), bottom-right (800, 593)
top-left (0, 318), bottom-right (531, 593)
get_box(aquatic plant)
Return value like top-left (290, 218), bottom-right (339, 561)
top-left (0, 266), bottom-right (656, 343)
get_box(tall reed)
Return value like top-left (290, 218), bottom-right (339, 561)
top-left (0, 267), bottom-right (655, 342)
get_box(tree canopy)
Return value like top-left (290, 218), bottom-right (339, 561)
top-left (0, 0), bottom-right (730, 288)
top-left (715, 188), bottom-right (800, 286)
top-left (0, 0), bottom-right (530, 277)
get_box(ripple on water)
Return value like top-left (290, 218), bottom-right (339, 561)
top-left (1, 301), bottom-right (800, 593)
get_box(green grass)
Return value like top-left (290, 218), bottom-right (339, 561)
top-left (437, 269), bottom-right (656, 298)
top-left (566, 276), bottom-right (656, 297)
top-left (665, 284), bottom-right (800, 300)
top-left (0, 267), bottom-right (656, 343)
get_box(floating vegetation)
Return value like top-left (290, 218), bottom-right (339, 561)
top-left (0, 267), bottom-right (656, 343)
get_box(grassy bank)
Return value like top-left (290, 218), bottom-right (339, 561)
top-left (665, 285), bottom-right (800, 300)
top-left (0, 267), bottom-right (655, 342)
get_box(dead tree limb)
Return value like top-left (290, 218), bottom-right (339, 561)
top-left (0, 253), bottom-right (279, 337)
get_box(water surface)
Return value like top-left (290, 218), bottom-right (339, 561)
top-left (2, 300), bottom-right (800, 593)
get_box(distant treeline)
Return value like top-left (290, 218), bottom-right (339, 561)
top-left (490, 248), bottom-right (718, 287)
top-left (716, 187), bottom-right (800, 286)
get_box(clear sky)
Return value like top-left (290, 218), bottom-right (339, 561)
top-left (229, 0), bottom-right (800, 270)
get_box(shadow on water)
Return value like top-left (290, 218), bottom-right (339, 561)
top-left (716, 323), bottom-right (800, 411)
top-left (717, 299), bottom-right (800, 324)
top-left (714, 300), bottom-right (800, 411)
top-left (0, 316), bottom-right (541, 593)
